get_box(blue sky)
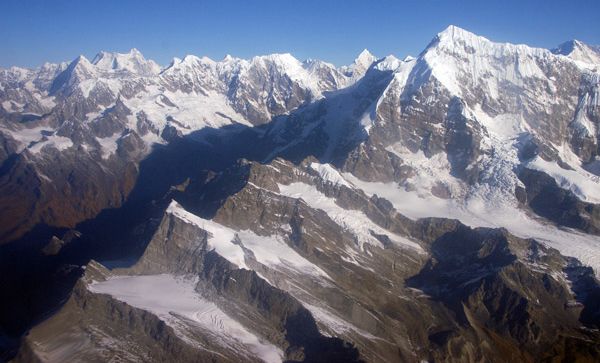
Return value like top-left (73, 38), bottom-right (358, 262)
top-left (1, 0), bottom-right (599, 68)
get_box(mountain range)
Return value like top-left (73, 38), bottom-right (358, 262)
top-left (1, 25), bottom-right (599, 362)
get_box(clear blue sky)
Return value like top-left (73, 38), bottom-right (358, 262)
top-left (1, 0), bottom-right (599, 68)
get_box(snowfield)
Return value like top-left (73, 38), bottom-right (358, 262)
top-left (166, 201), bottom-right (331, 279)
top-left (278, 181), bottom-right (423, 253)
top-left (89, 274), bottom-right (283, 363)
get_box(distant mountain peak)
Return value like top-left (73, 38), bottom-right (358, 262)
top-left (68, 55), bottom-right (96, 76)
top-left (553, 39), bottom-right (584, 55)
top-left (354, 49), bottom-right (376, 67)
top-left (430, 25), bottom-right (492, 51)
top-left (438, 25), bottom-right (477, 38)
top-left (552, 39), bottom-right (600, 66)
top-left (373, 55), bottom-right (402, 71)
top-left (223, 54), bottom-right (236, 62)
top-left (339, 49), bottom-right (377, 79)
top-left (252, 53), bottom-right (301, 65)
top-left (73, 54), bottom-right (93, 65)
top-left (91, 48), bottom-right (160, 75)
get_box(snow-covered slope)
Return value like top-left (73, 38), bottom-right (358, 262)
top-left (340, 49), bottom-right (378, 81)
top-left (553, 39), bottom-right (600, 70)
top-left (89, 274), bottom-right (283, 363)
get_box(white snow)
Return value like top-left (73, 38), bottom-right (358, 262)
top-left (300, 302), bottom-right (378, 340)
top-left (571, 93), bottom-right (597, 137)
top-left (340, 49), bottom-right (377, 80)
top-left (89, 274), bottom-right (282, 363)
top-left (385, 142), bottom-right (464, 199)
top-left (96, 133), bottom-right (121, 159)
top-left (236, 228), bottom-right (331, 278)
top-left (167, 201), bottom-right (248, 268)
top-left (3, 126), bottom-right (73, 154)
top-left (470, 105), bottom-right (530, 139)
top-left (342, 85), bottom-right (600, 275)
top-left (253, 53), bottom-right (324, 96)
top-left (92, 48), bottom-right (162, 76)
top-left (1, 126), bottom-right (48, 151)
top-left (362, 58), bottom-right (416, 134)
top-left (554, 40), bottom-right (600, 71)
top-left (278, 182), bottom-right (423, 252)
top-left (355, 49), bottom-right (377, 70)
top-left (77, 79), bottom-right (98, 98)
top-left (527, 155), bottom-right (600, 203)
top-left (342, 173), bottom-right (461, 220)
top-left (28, 134), bottom-right (73, 153)
top-left (122, 86), bottom-right (253, 132)
top-left (355, 88), bottom-right (600, 275)
top-left (166, 201), bottom-right (329, 279)
top-left (422, 25), bottom-right (553, 99)
top-left (343, 171), bottom-right (600, 276)
top-left (373, 55), bottom-right (402, 72)
top-left (309, 162), bottom-right (353, 188)
top-left (2, 48), bottom-right (369, 160)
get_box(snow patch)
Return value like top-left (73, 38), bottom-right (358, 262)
top-left (89, 274), bottom-right (283, 363)
top-left (301, 302), bottom-right (378, 340)
top-left (278, 182), bottom-right (422, 252)
top-left (96, 133), bottom-right (121, 159)
top-left (28, 134), bottom-right (73, 154)
top-left (385, 143), bottom-right (464, 199)
top-left (166, 201), bottom-right (329, 279)
top-left (122, 86), bottom-right (252, 133)
top-left (527, 156), bottom-right (600, 203)
top-left (309, 162), bottom-right (353, 188)
top-left (343, 173), bottom-right (600, 276)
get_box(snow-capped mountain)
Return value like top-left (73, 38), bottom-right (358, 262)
top-left (1, 26), bottom-right (600, 363)
top-left (91, 48), bottom-right (162, 76)
top-left (340, 49), bottom-right (378, 80)
top-left (553, 39), bottom-right (600, 70)
top-left (0, 48), bottom-right (376, 243)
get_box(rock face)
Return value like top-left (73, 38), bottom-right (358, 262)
top-left (2, 26), bottom-right (600, 363)
top-left (518, 168), bottom-right (600, 235)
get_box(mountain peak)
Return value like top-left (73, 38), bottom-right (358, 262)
top-left (419, 25), bottom-right (553, 98)
top-left (374, 55), bottom-right (402, 71)
top-left (128, 47), bottom-right (142, 56)
top-left (254, 53), bottom-right (299, 63)
top-left (48, 55), bottom-right (95, 94)
top-left (552, 40), bottom-right (583, 55)
top-left (436, 25), bottom-right (488, 45)
top-left (74, 54), bottom-right (92, 65)
top-left (250, 53), bottom-right (303, 74)
top-left (69, 55), bottom-right (95, 75)
top-left (552, 39), bottom-right (600, 66)
top-left (340, 49), bottom-right (377, 79)
top-left (91, 48), bottom-right (160, 75)
top-left (424, 24), bottom-right (549, 60)
top-left (355, 49), bottom-right (376, 67)
top-left (439, 24), bottom-right (468, 34)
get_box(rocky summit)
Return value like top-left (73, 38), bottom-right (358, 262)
top-left (1, 26), bottom-right (600, 363)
